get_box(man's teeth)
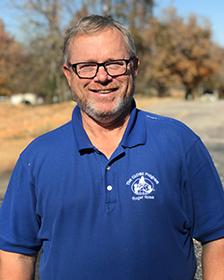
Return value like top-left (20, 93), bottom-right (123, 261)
top-left (93, 89), bottom-right (114, 94)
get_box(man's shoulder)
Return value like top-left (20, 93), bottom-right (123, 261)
top-left (137, 109), bottom-right (199, 145)
top-left (139, 109), bottom-right (196, 133)
top-left (21, 121), bottom-right (73, 158)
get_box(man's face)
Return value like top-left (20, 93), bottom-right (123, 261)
top-left (63, 28), bottom-right (138, 123)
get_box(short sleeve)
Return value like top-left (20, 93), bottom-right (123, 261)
top-left (185, 139), bottom-right (224, 244)
top-left (0, 156), bottom-right (42, 255)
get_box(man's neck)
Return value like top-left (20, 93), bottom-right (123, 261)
top-left (81, 111), bottom-right (130, 159)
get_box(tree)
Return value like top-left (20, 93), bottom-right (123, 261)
top-left (209, 48), bottom-right (224, 99)
top-left (139, 9), bottom-right (222, 99)
top-left (0, 20), bottom-right (24, 96)
top-left (108, 0), bottom-right (154, 29)
top-left (10, 0), bottom-right (79, 102)
top-left (9, 0), bottom-right (156, 102)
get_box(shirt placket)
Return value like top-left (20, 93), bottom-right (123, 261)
top-left (95, 148), bottom-right (125, 214)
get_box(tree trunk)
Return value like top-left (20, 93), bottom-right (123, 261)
top-left (185, 87), bottom-right (193, 100)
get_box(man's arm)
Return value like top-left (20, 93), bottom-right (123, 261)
top-left (202, 238), bottom-right (224, 280)
top-left (0, 250), bottom-right (36, 280)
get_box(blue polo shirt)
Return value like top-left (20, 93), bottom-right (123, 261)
top-left (0, 103), bottom-right (224, 280)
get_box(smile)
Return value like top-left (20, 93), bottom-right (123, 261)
top-left (90, 88), bottom-right (118, 94)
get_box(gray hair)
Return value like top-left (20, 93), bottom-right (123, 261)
top-left (63, 15), bottom-right (136, 64)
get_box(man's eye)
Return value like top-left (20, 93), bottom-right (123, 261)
top-left (107, 61), bottom-right (125, 69)
top-left (78, 64), bottom-right (96, 71)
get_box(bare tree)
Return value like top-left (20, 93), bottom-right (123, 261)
top-left (10, 0), bottom-right (79, 102)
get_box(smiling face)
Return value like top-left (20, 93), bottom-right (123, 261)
top-left (63, 28), bottom-right (138, 124)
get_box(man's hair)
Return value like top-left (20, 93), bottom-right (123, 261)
top-left (63, 14), bottom-right (136, 64)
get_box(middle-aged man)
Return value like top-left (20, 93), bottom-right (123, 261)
top-left (0, 15), bottom-right (224, 280)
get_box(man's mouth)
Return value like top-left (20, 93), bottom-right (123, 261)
top-left (89, 88), bottom-right (118, 94)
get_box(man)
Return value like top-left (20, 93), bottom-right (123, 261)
top-left (0, 15), bottom-right (224, 280)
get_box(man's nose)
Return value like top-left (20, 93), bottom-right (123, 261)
top-left (94, 65), bottom-right (112, 82)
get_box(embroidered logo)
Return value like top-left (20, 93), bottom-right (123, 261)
top-left (126, 172), bottom-right (159, 201)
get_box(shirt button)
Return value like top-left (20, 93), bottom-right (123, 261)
top-left (106, 166), bottom-right (111, 171)
top-left (107, 185), bottom-right (113, 191)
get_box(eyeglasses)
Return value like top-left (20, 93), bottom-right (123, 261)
top-left (67, 57), bottom-right (136, 79)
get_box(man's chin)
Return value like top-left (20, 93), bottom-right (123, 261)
top-left (86, 107), bottom-right (120, 122)
top-left (78, 96), bottom-right (133, 124)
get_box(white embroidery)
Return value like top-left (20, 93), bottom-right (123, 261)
top-left (126, 172), bottom-right (159, 201)
top-left (146, 115), bottom-right (159, 120)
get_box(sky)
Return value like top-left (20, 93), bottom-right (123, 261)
top-left (154, 0), bottom-right (224, 47)
top-left (0, 0), bottom-right (223, 47)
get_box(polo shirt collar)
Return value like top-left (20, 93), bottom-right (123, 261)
top-left (120, 101), bottom-right (146, 148)
top-left (72, 100), bottom-right (146, 153)
top-left (72, 106), bottom-right (94, 152)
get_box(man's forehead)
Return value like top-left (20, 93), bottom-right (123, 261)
top-left (68, 28), bottom-right (129, 61)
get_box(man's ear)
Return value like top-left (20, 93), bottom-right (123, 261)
top-left (62, 64), bottom-right (72, 87)
top-left (133, 57), bottom-right (139, 76)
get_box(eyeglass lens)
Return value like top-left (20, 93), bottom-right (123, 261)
top-left (74, 59), bottom-right (129, 78)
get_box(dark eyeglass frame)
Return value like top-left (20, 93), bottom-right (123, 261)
top-left (67, 57), bottom-right (137, 79)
